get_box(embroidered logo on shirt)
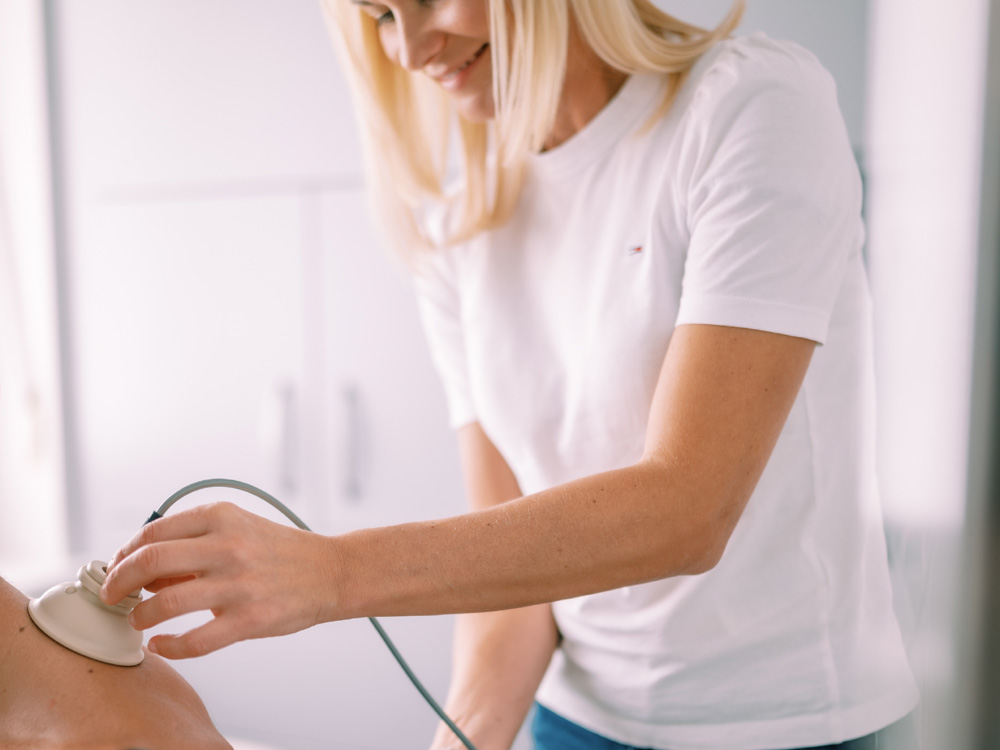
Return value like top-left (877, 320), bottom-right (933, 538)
top-left (627, 245), bottom-right (643, 256)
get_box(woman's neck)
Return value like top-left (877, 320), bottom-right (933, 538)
top-left (544, 26), bottom-right (628, 151)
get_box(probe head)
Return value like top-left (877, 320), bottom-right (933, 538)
top-left (27, 559), bottom-right (145, 666)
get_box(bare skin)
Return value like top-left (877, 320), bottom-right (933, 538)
top-left (0, 578), bottom-right (231, 750)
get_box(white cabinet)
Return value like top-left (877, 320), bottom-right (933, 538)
top-left (55, 1), bottom-right (468, 746)
top-left (68, 187), bottom-right (468, 746)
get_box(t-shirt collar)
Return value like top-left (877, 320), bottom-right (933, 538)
top-left (529, 73), bottom-right (667, 181)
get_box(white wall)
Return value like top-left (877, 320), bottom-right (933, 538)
top-left (865, 1), bottom-right (992, 748)
top-left (866, 0), bottom-right (987, 530)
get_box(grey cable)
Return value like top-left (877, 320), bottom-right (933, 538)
top-left (152, 478), bottom-right (478, 750)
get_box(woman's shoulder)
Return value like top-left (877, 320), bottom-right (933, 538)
top-left (668, 31), bottom-right (843, 150)
top-left (701, 32), bottom-right (832, 84)
top-left (685, 32), bottom-right (837, 113)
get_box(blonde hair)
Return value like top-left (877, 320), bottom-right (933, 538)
top-left (323, 0), bottom-right (744, 258)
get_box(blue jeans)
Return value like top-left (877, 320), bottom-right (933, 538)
top-left (531, 703), bottom-right (918, 750)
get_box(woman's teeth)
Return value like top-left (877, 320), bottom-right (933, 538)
top-left (442, 44), bottom-right (487, 82)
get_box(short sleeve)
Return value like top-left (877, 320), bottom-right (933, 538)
top-left (413, 248), bottom-right (478, 430)
top-left (674, 36), bottom-right (864, 344)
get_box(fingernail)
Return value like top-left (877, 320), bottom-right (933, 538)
top-left (148, 641), bottom-right (158, 655)
top-left (128, 611), bottom-right (136, 627)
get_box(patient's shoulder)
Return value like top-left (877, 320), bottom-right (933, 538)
top-left (0, 576), bottom-right (231, 750)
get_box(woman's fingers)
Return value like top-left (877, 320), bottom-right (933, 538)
top-left (147, 615), bottom-right (247, 660)
top-left (95, 500), bottom-right (338, 659)
top-left (100, 503), bottom-right (235, 604)
top-left (107, 503), bottom-right (221, 569)
top-left (127, 576), bottom-right (233, 631)
top-left (101, 534), bottom-right (217, 606)
top-left (143, 574), bottom-right (198, 593)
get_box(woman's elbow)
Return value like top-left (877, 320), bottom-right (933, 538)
top-left (686, 532), bottom-right (728, 575)
top-left (636, 460), bottom-right (746, 578)
top-left (670, 501), bottom-right (742, 577)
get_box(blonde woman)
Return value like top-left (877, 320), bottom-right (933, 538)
top-left (102, 2), bottom-right (919, 748)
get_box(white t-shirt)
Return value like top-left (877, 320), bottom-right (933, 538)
top-left (414, 33), bottom-right (918, 750)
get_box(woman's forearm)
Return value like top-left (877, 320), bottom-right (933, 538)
top-left (326, 326), bottom-right (813, 622)
top-left (325, 457), bottom-right (721, 622)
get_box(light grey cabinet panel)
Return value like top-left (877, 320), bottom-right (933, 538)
top-left (319, 189), bottom-right (467, 531)
top-left (71, 195), bottom-right (313, 553)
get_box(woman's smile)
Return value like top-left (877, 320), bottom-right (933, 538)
top-left (433, 43), bottom-right (489, 91)
top-left (352, 0), bottom-right (495, 120)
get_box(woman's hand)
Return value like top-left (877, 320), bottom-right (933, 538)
top-left (99, 501), bottom-right (339, 659)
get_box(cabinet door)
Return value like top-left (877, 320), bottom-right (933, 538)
top-left (55, 1), bottom-right (475, 746)
top-left (72, 195), bottom-right (312, 553)
top-left (319, 189), bottom-right (467, 531)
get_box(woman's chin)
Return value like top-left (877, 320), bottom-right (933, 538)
top-left (454, 94), bottom-right (496, 124)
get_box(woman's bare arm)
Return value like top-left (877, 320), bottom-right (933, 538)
top-left (103, 324), bottom-right (814, 659)
top-left (326, 324), bottom-right (815, 616)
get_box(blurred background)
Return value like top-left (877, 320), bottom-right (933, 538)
top-left (0, 0), bottom-right (997, 748)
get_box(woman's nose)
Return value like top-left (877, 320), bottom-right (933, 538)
top-left (393, 14), bottom-right (443, 71)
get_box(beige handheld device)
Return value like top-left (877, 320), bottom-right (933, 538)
top-left (27, 559), bottom-right (145, 666)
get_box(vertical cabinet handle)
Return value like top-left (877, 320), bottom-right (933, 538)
top-left (259, 380), bottom-right (297, 495)
top-left (342, 383), bottom-right (361, 501)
